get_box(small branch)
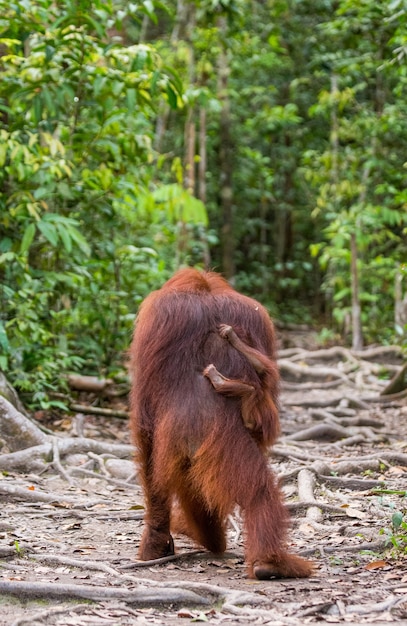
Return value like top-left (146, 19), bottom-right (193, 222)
top-left (11, 604), bottom-right (88, 626)
top-left (119, 550), bottom-right (206, 569)
top-left (67, 374), bottom-right (113, 393)
top-left (69, 466), bottom-right (138, 489)
top-left (0, 482), bottom-right (104, 507)
top-left (287, 501), bottom-right (346, 515)
top-left (282, 379), bottom-right (344, 390)
top-left (301, 539), bottom-right (388, 557)
top-left (69, 404), bottom-right (128, 419)
top-left (51, 438), bottom-right (74, 484)
top-left (328, 593), bottom-right (405, 616)
top-left (297, 469), bottom-right (323, 522)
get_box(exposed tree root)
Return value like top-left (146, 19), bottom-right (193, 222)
top-left (1, 341), bottom-right (406, 624)
top-left (0, 580), bottom-right (209, 605)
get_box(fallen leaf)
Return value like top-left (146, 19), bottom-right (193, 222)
top-left (345, 508), bottom-right (366, 519)
top-left (214, 569), bottom-right (231, 574)
top-left (298, 522), bottom-right (316, 535)
top-left (191, 613), bottom-right (208, 622)
top-left (384, 573), bottom-right (401, 581)
top-left (365, 560), bottom-right (388, 570)
top-left (388, 465), bottom-right (407, 475)
top-left (64, 523), bottom-right (81, 530)
top-left (178, 610), bottom-right (194, 618)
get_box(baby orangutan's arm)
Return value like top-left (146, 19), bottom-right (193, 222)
top-left (203, 364), bottom-right (257, 430)
top-left (218, 324), bottom-right (274, 374)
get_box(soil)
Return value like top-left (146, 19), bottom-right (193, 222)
top-left (1, 341), bottom-right (407, 626)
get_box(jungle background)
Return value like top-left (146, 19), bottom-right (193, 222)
top-left (1, 3), bottom-right (407, 625)
top-left (1, 0), bottom-right (406, 409)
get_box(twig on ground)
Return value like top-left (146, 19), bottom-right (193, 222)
top-left (119, 550), bottom-right (207, 569)
top-left (69, 403), bottom-right (128, 419)
top-left (0, 482), bottom-right (105, 507)
top-left (11, 604), bottom-right (89, 626)
top-left (68, 466), bottom-right (138, 489)
top-left (51, 437), bottom-right (74, 484)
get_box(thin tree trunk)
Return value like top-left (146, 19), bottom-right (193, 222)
top-left (395, 265), bottom-right (407, 332)
top-left (260, 195), bottom-right (267, 297)
top-left (218, 18), bottom-right (234, 280)
top-left (198, 103), bottom-right (211, 268)
top-left (350, 45), bottom-right (386, 350)
top-left (183, 2), bottom-right (196, 195)
top-left (154, 103), bottom-right (170, 153)
top-left (330, 74), bottom-right (339, 183)
top-left (198, 105), bottom-right (207, 204)
top-left (184, 106), bottom-right (196, 194)
top-left (350, 231), bottom-right (363, 350)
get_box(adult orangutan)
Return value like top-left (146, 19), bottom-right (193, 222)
top-left (129, 268), bottom-right (313, 579)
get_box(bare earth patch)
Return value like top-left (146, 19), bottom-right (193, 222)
top-left (1, 343), bottom-right (407, 625)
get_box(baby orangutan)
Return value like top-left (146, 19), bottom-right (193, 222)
top-left (203, 323), bottom-right (278, 434)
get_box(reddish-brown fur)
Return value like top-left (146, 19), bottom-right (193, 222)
top-left (129, 268), bottom-right (313, 579)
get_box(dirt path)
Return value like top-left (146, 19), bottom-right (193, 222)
top-left (1, 344), bottom-right (407, 625)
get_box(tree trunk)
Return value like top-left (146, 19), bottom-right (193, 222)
top-left (0, 396), bottom-right (46, 452)
top-left (218, 18), bottom-right (234, 280)
top-left (395, 266), bottom-right (407, 332)
top-left (350, 232), bottom-right (363, 351)
top-left (198, 105), bottom-right (207, 204)
top-left (184, 106), bottom-right (196, 194)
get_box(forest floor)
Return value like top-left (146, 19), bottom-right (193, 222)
top-left (1, 334), bottom-right (407, 626)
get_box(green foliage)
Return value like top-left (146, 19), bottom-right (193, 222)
top-left (0, 0), bottom-right (197, 405)
top-left (1, 0), bottom-right (407, 407)
top-left (303, 0), bottom-right (407, 341)
top-left (380, 511), bottom-right (407, 554)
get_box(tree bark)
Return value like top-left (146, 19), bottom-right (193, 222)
top-left (184, 106), bottom-right (196, 194)
top-left (395, 265), bottom-right (407, 332)
top-left (350, 231), bottom-right (363, 351)
top-left (198, 104), bottom-right (207, 204)
top-left (0, 396), bottom-right (46, 451)
top-left (218, 18), bottom-right (234, 280)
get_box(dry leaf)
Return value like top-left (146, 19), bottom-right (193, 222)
top-left (178, 610), bottom-right (194, 618)
top-left (345, 508), bottom-right (366, 519)
top-left (298, 522), bottom-right (316, 535)
top-left (365, 560), bottom-right (388, 570)
top-left (388, 466), bottom-right (407, 475)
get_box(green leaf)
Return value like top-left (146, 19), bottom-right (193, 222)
top-left (37, 220), bottom-right (59, 247)
top-left (0, 322), bottom-right (9, 352)
top-left (166, 84), bottom-right (178, 109)
top-left (20, 223), bottom-right (36, 254)
top-left (55, 222), bottom-right (72, 253)
top-left (392, 511), bottom-right (403, 530)
top-left (0, 142), bottom-right (7, 168)
top-left (0, 252), bottom-right (15, 265)
top-left (180, 191), bottom-right (208, 226)
top-left (68, 227), bottom-right (91, 256)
